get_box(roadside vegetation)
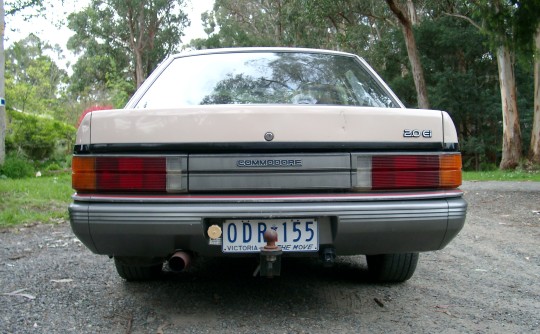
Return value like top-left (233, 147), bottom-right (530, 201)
top-left (0, 109), bottom-right (74, 228)
top-left (0, 173), bottom-right (72, 228)
top-left (463, 169), bottom-right (540, 182)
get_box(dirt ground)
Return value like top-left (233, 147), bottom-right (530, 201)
top-left (1, 181), bottom-right (539, 333)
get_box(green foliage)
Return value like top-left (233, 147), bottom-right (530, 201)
top-left (5, 34), bottom-right (68, 116)
top-left (6, 109), bottom-right (76, 161)
top-left (472, 0), bottom-right (540, 52)
top-left (67, 0), bottom-right (189, 100)
top-left (44, 163), bottom-right (61, 172)
top-left (5, 0), bottom-right (45, 16)
top-left (0, 153), bottom-right (35, 179)
top-left (512, 0), bottom-right (540, 56)
top-left (0, 174), bottom-right (73, 227)
top-left (190, 0), bottom-right (351, 50)
top-left (106, 72), bottom-right (134, 108)
top-left (413, 16), bottom-right (502, 169)
top-left (463, 169), bottom-right (540, 181)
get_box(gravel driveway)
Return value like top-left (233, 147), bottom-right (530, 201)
top-left (1, 181), bottom-right (539, 333)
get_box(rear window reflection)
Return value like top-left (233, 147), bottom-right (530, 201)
top-left (135, 52), bottom-right (399, 108)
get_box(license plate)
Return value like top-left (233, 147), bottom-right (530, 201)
top-left (222, 218), bottom-right (318, 253)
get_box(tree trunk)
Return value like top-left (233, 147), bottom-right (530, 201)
top-left (496, 45), bottom-right (522, 169)
top-left (406, 0), bottom-right (418, 25)
top-left (530, 25), bottom-right (540, 164)
top-left (135, 49), bottom-right (144, 88)
top-left (0, 0), bottom-right (5, 165)
top-left (135, 2), bottom-right (146, 89)
top-left (386, 0), bottom-right (430, 109)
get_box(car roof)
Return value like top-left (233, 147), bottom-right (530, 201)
top-left (170, 47), bottom-right (359, 60)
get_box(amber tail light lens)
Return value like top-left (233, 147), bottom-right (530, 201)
top-left (439, 154), bottom-right (462, 188)
top-left (72, 156), bottom-right (97, 191)
top-left (72, 156), bottom-right (187, 193)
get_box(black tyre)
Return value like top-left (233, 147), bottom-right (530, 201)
top-left (114, 257), bottom-right (163, 281)
top-left (366, 253), bottom-right (419, 283)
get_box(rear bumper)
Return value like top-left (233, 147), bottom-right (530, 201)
top-left (69, 191), bottom-right (467, 258)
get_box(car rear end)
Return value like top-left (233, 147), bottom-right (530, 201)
top-left (69, 48), bottom-right (466, 282)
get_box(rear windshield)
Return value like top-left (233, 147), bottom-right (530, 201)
top-left (134, 51), bottom-right (400, 108)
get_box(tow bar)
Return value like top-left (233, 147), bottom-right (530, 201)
top-left (257, 229), bottom-right (283, 278)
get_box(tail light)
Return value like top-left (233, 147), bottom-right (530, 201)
top-left (73, 153), bottom-right (461, 194)
top-left (72, 156), bottom-right (187, 193)
top-left (353, 153), bottom-right (462, 191)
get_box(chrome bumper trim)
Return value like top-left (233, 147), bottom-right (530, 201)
top-left (72, 189), bottom-right (464, 203)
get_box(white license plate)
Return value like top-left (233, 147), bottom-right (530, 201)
top-left (222, 218), bottom-right (318, 253)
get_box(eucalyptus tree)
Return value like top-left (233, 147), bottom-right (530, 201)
top-left (484, 0), bottom-right (522, 169)
top-left (5, 34), bottom-right (67, 115)
top-left (191, 0), bottom-right (335, 49)
top-left (67, 0), bottom-right (189, 104)
top-left (446, 0), bottom-right (539, 169)
top-left (298, 0), bottom-right (430, 109)
top-left (385, 0), bottom-right (429, 109)
top-left (532, 24), bottom-right (540, 164)
top-left (512, 0), bottom-right (540, 164)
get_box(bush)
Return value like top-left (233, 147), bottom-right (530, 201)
top-left (44, 163), bottom-right (62, 172)
top-left (479, 162), bottom-right (498, 171)
top-left (0, 154), bottom-right (35, 179)
top-left (6, 109), bottom-right (76, 161)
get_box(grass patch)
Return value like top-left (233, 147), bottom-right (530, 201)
top-left (0, 173), bottom-right (73, 228)
top-left (463, 170), bottom-right (540, 181)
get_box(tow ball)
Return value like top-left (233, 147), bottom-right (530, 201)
top-left (258, 229), bottom-right (283, 278)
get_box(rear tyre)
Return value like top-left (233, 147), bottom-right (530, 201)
top-left (114, 257), bottom-right (163, 281)
top-left (366, 253), bottom-right (419, 283)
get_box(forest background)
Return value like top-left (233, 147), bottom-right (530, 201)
top-left (0, 0), bottom-right (539, 178)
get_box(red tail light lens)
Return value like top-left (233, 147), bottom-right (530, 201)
top-left (372, 155), bottom-right (440, 189)
top-left (95, 157), bottom-right (166, 191)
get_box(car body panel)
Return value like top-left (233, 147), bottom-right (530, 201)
top-left (84, 105), bottom-right (446, 145)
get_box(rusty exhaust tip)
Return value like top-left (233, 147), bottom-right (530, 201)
top-left (168, 251), bottom-right (191, 272)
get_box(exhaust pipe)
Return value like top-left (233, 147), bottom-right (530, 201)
top-left (168, 251), bottom-right (191, 272)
